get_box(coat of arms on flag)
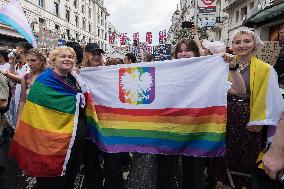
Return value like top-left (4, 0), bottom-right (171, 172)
top-left (119, 67), bottom-right (155, 105)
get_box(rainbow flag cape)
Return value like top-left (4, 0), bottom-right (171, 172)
top-left (9, 69), bottom-right (81, 177)
top-left (80, 55), bottom-right (230, 157)
top-left (0, 0), bottom-right (37, 47)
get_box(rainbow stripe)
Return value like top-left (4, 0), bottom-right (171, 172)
top-left (86, 92), bottom-right (226, 157)
top-left (9, 69), bottom-right (79, 177)
top-left (0, 0), bottom-right (37, 47)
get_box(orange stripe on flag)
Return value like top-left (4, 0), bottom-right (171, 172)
top-left (14, 120), bottom-right (72, 156)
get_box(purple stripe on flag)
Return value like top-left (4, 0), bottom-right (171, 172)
top-left (94, 141), bottom-right (225, 157)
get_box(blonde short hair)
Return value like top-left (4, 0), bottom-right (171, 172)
top-left (48, 46), bottom-right (77, 67)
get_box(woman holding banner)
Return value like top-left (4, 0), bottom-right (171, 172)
top-left (208, 28), bottom-right (284, 189)
top-left (156, 38), bottom-right (247, 189)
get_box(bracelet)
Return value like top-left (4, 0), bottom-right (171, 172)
top-left (229, 63), bottom-right (239, 71)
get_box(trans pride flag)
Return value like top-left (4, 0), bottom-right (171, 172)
top-left (0, 0), bottom-right (37, 47)
top-left (80, 55), bottom-right (230, 157)
top-left (9, 69), bottom-right (81, 177)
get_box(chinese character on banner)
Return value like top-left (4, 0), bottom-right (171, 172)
top-left (120, 33), bottom-right (126, 45)
top-left (133, 32), bottom-right (140, 43)
top-left (159, 30), bottom-right (167, 44)
top-left (109, 32), bottom-right (115, 44)
top-left (146, 32), bottom-right (152, 44)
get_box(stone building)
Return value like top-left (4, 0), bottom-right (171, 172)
top-left (0, 0), bottom-right (110, 51)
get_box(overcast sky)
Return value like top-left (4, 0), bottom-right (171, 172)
top-left (104, 0), bottom-right (180, 45)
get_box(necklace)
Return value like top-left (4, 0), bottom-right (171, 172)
top-left (238, 61), bottom-right (250, 71)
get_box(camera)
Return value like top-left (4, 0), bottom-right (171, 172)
top-left (182, 21), bottom-right (194, 29)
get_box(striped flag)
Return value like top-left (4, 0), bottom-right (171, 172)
top-left (0, 0), bottom-right (37, 47)
top-left (9, 69), bottom-right (81, 177)
top-left (80, 55), bottom-right (230, 157)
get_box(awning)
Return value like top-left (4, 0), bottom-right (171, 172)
top-left (243, 1), bottom-right (284, 27)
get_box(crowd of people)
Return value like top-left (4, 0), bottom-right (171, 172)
top-left (0, 26), bottom-right (283, 189)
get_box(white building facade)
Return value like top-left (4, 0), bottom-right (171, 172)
top-left (0, 0), bottom-right (110, 51)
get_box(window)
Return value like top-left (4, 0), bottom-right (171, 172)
top-left (75, 16), bottom-right (79, 27)
top-left (54, 2), bottom-right (59, 17)
top-left (89, 8), bottom-right (92, 19)
top-left (76, 33), bottom-right (79, 40)
top-left (98, 29), bottom-right (100, 37)
top-left (249, 1), bottom-right (254, 9)
top-left (74, 0), bottom-right (77, 8)
top-left (89, 24), bottom-right (92, 32)
top-left (55, 24), bottom-right (60, 30)
top-left (82, 5), bottom-right (85, 13)
top-left (241, 6), bottom-right (247, 20)
top-left (39, 17), bottom-right (46, 25)
top-left (235, 10), bottom-right (239, 23)
top-left (66, 9), bottom-right (70, 22)
top-left (105, 32), bottom-right (107, 40)
top-left (83, 19), bottom-right (86, 30)
top-left (66, 29), bottom-right (70, 39)
top-left (38, 0), bottom-right (45, 8)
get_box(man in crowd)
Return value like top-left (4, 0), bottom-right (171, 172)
top-left (123, 53), bottom-right (137, 64)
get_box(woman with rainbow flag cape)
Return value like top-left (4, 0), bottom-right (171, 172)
top-left (208, 28), bottom-right (284, 189)
top-left (9, 46), bottom-right (87, 189)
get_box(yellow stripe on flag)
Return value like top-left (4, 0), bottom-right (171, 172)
top-left (21, 101), bottom-right (75, 133)
top-left (99, 120), bottom-right (225, 134)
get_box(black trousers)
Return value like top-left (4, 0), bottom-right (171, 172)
top-left (156, 155), bottom-right (206, 189)
top-left (84, 140), bottom-right (125, 189)
top-left (36, 113), bottom-right (87, 189)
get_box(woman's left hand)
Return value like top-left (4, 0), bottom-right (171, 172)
top-left (222, 53), bottom-right (237, 68)
top-left (246, 125), bottom-right (263, 132)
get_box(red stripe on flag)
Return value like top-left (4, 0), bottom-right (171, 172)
top-left (94, 105), bottom-right (226, 116)
top-left (9, 140), bottom-right (66, 177)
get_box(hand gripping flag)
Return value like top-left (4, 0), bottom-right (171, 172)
top-left (79, 55), bottom-right (231, 157)
top-left (0, 0), bottom-right (37, 47)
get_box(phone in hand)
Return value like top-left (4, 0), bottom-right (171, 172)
top-left (182, 21), bottom-right (194, 29)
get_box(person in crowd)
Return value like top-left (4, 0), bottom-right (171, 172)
top-left (0, 72), bottom-right (9, 186)
top-left (83, 43), bottom-right (125, 189)
top-left (9, 46), bottom-right (87, 189)
top-left (156, 38), bottom-right (246, 189)
top-left (143, 52), bottom-right (154, 62)
top-left (2, 42), bottom-right (33, 129)
top-left (82, 43), bottom-right (105, 67)
top-left (17, 49), bottom-right (47, 122)
top-left (123, 53), bottom-right (137, 64)
top-left (105, 58), bottom-right (121, 66)
top-left (65, 41), bottom-right (84, 67)
top-left (0, 50), bottom-right (10, 72)
top-left (208, 28), bottom-right (284, 189)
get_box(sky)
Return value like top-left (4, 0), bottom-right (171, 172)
top-left (104, 0), bottom-right (180, 45)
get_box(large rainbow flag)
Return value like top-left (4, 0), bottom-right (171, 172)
top-left (9, 69), bottom-right (81, 177)
top-left (80, 55), bottom-right (230, 157)
top-left (0, 0), bottom-right (37, 47)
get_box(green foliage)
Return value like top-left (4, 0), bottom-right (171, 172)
top-left (171, 27), bottom-right (208, 46)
